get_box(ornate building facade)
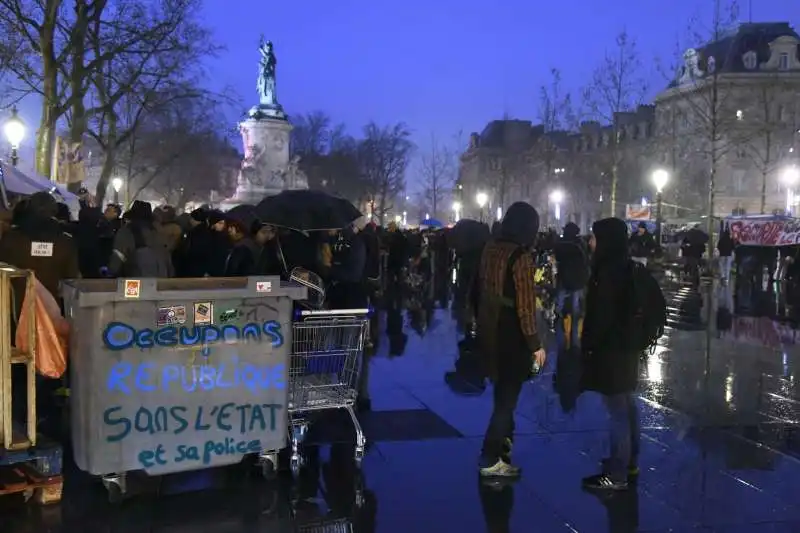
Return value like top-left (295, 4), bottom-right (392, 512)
top-left (458, 22), bottom-right (800, 226)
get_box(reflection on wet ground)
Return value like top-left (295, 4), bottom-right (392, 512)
top-left (4, 274), bottom-right (800, 532)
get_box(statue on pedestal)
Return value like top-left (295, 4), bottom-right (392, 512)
top-left (251, 36), bottom-right (286, 120)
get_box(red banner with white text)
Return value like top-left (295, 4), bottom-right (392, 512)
top-left (725, 217), bottom-right (800, 246)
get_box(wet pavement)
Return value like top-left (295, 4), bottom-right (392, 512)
top-left (4, 275), bottom-right (800, 532)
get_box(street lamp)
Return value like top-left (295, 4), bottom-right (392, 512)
top-left (4, 106), bottom-right (25, 166)
top-left (549, 189), bottom-right (563, 225)
top-left (111, 177), bottom-right (123, 204)
top-left (652, 169), bottom-right (669, 246)
top-left (452, 201), bottom-right (462, 222)
top-left (496, 206), bottom-right (503, 221)
top-left (783, 166), bottom-right (800, 216)
top-left (476, 191), bottom-right (488, 222)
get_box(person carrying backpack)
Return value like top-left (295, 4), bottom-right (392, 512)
top-left (580, 217), bottom-right (666, 492)
top-left (108, 201), bottom-right (174, 277)
top-left (554, 222), bottom-right (589, 349)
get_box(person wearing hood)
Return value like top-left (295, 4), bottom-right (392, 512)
top-left (475, 201), bottom-right (545, 478)
top-left (108, 200), bottom-right (173, 277)
top-left (580, 217), bottom-right (640, 492)
top-left (223, 217), bottom-right (260, 276)
top-left (553, 222), bottom-right (590, 349)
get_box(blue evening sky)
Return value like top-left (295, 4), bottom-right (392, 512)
top-left (10, 0), bottom-right (800, 184)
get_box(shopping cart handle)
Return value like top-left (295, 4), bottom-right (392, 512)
top-left (297, 308), bottom-right (371, 318)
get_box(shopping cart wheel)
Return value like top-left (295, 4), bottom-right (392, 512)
top-left (290, 452), bottom-right (305, 474)
top-left (354, 446), bottom-right (365, 465)
top-left (259, 452), bottom-right (278, 480)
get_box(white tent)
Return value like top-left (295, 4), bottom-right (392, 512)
top-left (0, 160), bottom-right (80, 214)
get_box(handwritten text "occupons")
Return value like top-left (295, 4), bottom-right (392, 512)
top-left (102, 320), bottom-right (283, 355)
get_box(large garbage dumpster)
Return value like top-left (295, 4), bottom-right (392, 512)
top-left (61, 276), bottom-right (305, 498)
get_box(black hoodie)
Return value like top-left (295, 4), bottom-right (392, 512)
top-left (581, 217), bottom-right (639, 395)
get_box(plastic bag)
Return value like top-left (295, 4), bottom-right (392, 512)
top-left (15, 277), bottom-right (69, 378)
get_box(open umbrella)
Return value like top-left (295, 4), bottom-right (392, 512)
top-left (449, 218), bottom-right (490, 255)
top-left (225, 204), bottom-right (259, 230)
top-left (254, 190), bottom-right (362, 232)
top-left (420, 218), bottom-right (443, 229)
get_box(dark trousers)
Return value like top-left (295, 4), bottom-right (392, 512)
top-left (482, 375), bottom-right (525, 462)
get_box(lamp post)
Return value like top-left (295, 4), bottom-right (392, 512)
top-left (549, 189), bottom-right (563, 227)
top-left (476, 191), bottom-right (488, 222)
top-left (782, 166), bottom-right (800, 216)
top-left (452, 201), bottom-right (461, 223)
top-left (111, 177), bottom-right (123, 205)
top-left (4, 106), bottom-right (25, 167)
top-left (652, 169), bottom-right (669, 246)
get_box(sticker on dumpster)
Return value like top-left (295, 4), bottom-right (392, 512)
top-left (30, 241), bottom-right (54, 257)
top-left (193, 302), bottom-right (213, 325)
top-left (219, 308), bottom-right (241, 323)
top-left (255, 281), bottom-right (272, 293)
top-left (124, 280), bottom-right (141, 298)
top-left (156, 306), bottom-right (187, 327)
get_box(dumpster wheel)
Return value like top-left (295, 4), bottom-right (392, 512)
top-left (102, 473), bottom-right (126, 504)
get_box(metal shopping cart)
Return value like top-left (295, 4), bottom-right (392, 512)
top-left (288, 308), bottom-right (370, 472)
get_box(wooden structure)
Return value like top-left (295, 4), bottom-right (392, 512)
top-left (0, 263), bottom-right (36, 450)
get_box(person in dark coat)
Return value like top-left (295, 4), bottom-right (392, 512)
top-left (176, 209), bottom-right (215, 277)
top-left (327, 227), bottom-right (368, 310)
top-left (223, 217), bottom-right (259, 276)
top-left (580, 217), bottom-right (640, 491)
top-left (74, 206), bottom-right (106, 278)
top-left (628, 222), bottom-right (655, 267)
top-left (207, 210), bottom-right (231, 277)
top-left (717, 224), bottom-right (735, 283)
top-left (554, 221), bottom-right (589, 349)
top-left (475, 201), bottom-right (544, 478)
top-left (0, 192), bottom-right (80, 298)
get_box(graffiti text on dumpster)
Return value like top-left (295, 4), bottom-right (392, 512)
top-left (103, 402), bottom-right (283, 468)
top-left (101, 320), bottom-right (284, 355)
top-left (107, 359), bottom-right (285, 394)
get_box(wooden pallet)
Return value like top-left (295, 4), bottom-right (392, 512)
top-left (0, 463), bottom-right (62, 504)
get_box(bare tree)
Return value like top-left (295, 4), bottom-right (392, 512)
top-left (358, 121), bottom-right (414, 224)
top-left (419, 132), bottom-right (458, 219)
top-left (582, 31), bottom-right (648, 217)
top-left (655, 0), bottom-right (743, 238)
top-left (0, 0), bottom-right (219, 185)
top-left (290, 110), bottom-right (364, 202)
top-left (743, 76), bottom-right (799, 213)
top-left (115, 95), bottom-right (236, 205)
top-left (85, 0), bottom-right (219, 203)
top-left (0, 0), bottom-right (65, 175)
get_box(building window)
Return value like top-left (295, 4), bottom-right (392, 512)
top-left (743, 51), bottom-right (757, 70)
top-left (779, 52), bottom-right (789, 71)
top-left (733, 169), bottom-right (746, 193)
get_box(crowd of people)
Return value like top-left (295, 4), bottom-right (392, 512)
top-left (0, 191), bottom-right (673, 495)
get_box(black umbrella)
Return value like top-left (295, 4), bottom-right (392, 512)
top-left (226, 204), bottom-right (259, 230)
top-left (449, 219), bottom-right (490, 255)
top-left (255, 190), bottom-right (362, 232)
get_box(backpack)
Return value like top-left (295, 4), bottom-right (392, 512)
top-left (557, 240), bottom-right (590, 291)
top-left (129, 224), bottom-right (172, 277)
top-left (626, 260), bottom-right (666, 353)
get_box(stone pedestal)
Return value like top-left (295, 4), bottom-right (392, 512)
top-left (220, 115), bottom-right (307, 210)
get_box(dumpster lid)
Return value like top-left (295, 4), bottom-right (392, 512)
top-left (61, 276), bottom-right (306, 306)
